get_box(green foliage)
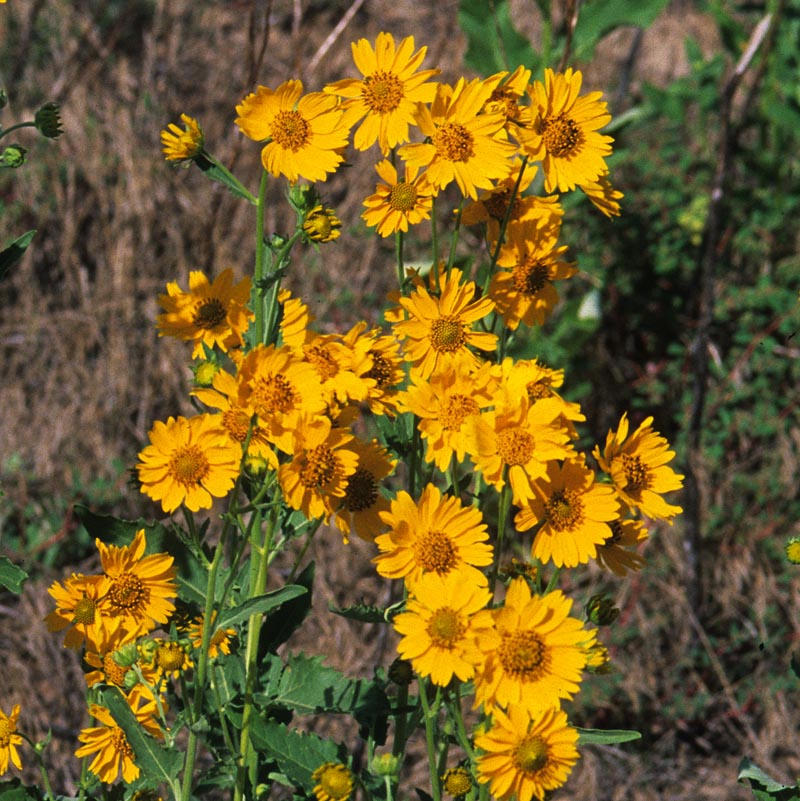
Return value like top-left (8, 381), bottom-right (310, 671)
top-left (0, 230), bottom-right (35, 282)
top-left (739, 758), bottom-right (800, 801)
top-left (0, 556), bottom-right (27, 593)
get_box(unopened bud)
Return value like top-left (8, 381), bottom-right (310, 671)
top-left (586, 593), bottom-right (620, 626)
top-left (34, 102), bottom-right (63, 139)
top-left (0, 144), bottom-right (27, 168)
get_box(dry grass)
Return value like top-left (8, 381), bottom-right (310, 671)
top-left (1, 2), bottom-right (798, 800)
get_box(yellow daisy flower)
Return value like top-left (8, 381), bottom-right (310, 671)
top-left (786, 537), bottom-right (800, 565)
top-left (325, 32), bottom-right (440, 154)
top-left (274, 414), bottom-right (359, 521)
top-left (473, 579), bottom-right (588, 714)
top-left (345, 323), bottom-right (406, 416)
top-left (392, 267), bottom-right (497, 379)
top-left (441, 766), bottom-right (473, 798)
top-left (514, 456), bottom-right (620, 568)
top-left (399, 77), bottom-right (517, 199)
top-left (188, 611), bottom-right (236, 659)
top-left (235, 79), bottom-right (349, 183)
top-left (96, 529), bottom-right (177, 633)
top-left (475, 705), bottom-right (579, 801)
top-left (330, 438), bottom-right (396, 543)
top-left (581, 172), bottom-right (623, 218)
top-left (374, 483), bottom-right (493, 588)
top-left (302, 204), bottom-right (342, 243)
top-left (147, 637), bottom-right (193, 681)
top-left (393, 570), bottom-right (493, 686)
top-left (137, 414), bottom-right (242, 514)
top-left (362, 159), bottom-right (435, 237)
top-left (482, 65), bottom-right (533, 133)
top-left (520, 67), bottom-right (613, 194)
top-left (44, 572), bottom-right (109, 651)
top-left (595, 517), bottom-right (648, 576)
top-left (489, 226), bottom-right (576, 329)
top-left (400, 357), bottom-right (496, 472)
top-left (312, 762), bottom-right (354, 801)
top-left (0, 704), bottom-right (23, 776)
top-left (593, 413), bottom-right (684, 522)
top-left (160, 113), bottom-right (204, 163)
top-left (156, 268), bottom-right (253, 360)
top-left (83, 617), bottom-right (155, 690)
top-left (76, 689), bottom-right (162, 784)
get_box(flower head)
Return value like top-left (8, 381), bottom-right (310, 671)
top-left (0, 705), bottom-right (23, 776)
top-left (44, 572), bottom-right (109, 650)
top-left (303, 204), bottom-right (342, 243)
top-left (188, 611), bottom-right (236, 659)
top-left (312, 762), bottom-right (354, 801)
top-left (137, 414), bottom-right (242, 513)
top-left (787, 537), bottom-right (800, 565)
top-left (362, 159), bottom-right (435, 237)
top-left (157, 268), bottom-right (253, 359)
top-left (160, 113), bottom-right (204, 163)
top-left (595, 517), bottom-right (648, 576)
top-left (325, 33), bottom-right (440, 154)
top-left (235, 79), bottom-right (349, 183)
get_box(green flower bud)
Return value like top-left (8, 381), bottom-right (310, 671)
top-left (0, 89), bottom-right (8, 110)
top-left (387, 657), bottom-right (414, 687)
top-left (113, 642), bottom-right (141, 668)
top-left (586, 593), bottom-right (620, 626)
top-left (34, 102), bottom-right (63, 139)
top-left (0, 144), bottom-right (27, 168)
top-left (122, 668), bottom-right (140, 691)
top-left (370, 752), bottom-right (399, 778)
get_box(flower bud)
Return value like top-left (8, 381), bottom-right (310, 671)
top-left (441, 767), bottom-right (472, 798)
top-left (302, 204), bottom-right (342, 243)
top-left (34, 102), bottom-right (63, 139)
top-left (387, 657), bottom-right (414, 687)
top-left (585, 593), bottom-right (619, 626)
top-left (0, 89), bottom-right (8, 109)
top-left (121, 668), bottom-right (140, 691)
top-left (0, 144), bottom-right (27, 168)
top-left (369, 753), bottom-right (399, 778)
top-left (113, 642), bottom-right (140, 668)
top-left (193, 359), bottom-right (220, 387)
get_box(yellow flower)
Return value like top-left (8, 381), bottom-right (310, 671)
top-left (392, 268), bottom-right (497, 379)
top-left (325, 32), bottom-right (440, 155)
top-left (188, 611), bottom-right (236, 658)
top-left (83, 618), bottom-right (156, 690)
top-left (330, 438), bottom-right (396, 543)
top-left (137, 414), bottom-right (242, 513)
top-left (374, 483), bottom-right (493, 588)
top-left (482, 66), bottom-right (533, 133)
top-left (520, 68), bottom-right (613, 194)
top-left (303, 204), bottom-right (342, 243)
top-left (473, 579), bottom-right (588, 714)
top-left (595, 517), bottom-right (648, 576)
top-left (344, 322), bottom-right (406, 416)
top-left (362, 159), bottom-right (435, 237)
top-left (787, 537), bottom-right (800, 565)
top-left (160, 113), bottom-right (204, 163)
top-left (400, 358), bottom-right (496, 472)
top-left (148, 637), bottom-right (193, 681)
top-left (399, 77), bottom-right (517, 199)
top-left (489, 226), bottom-right (576, 329)
top-left (593, 413), bottom-right (684, 522)
top-left (514, 457), bottom-right (620, 568)
top-left (76, 689), bottom-right (162, 784)
top-left (0, 704), bottom-right (23, 776)
top-left (475, 705), bottom-right (579, 801)
top-left (441, 766), bottom-right (473, 798)
top-left (312, 762), bottom-right (354, 801)
top-left (44, 572), bottom-right (109, 650)
top-left (581, 172), bottom-right (623, 218)
top-left (156, 268), bottom-right (253, 359)
top-left (96, 529), bottom-right (177, 633)
top-left (275, 414), bottom-right (359, 521)
top-left (235, 79), bottom-right (349, 183)
top-left (393, 571), bottom-right (493, 686)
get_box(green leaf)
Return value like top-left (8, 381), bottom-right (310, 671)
top-left (99, 687), bottom-right (183, 790)
top-left (329, 600), bottom-right (388, 624)
top-left (194, 155), bottom-right (256, 204)
top-left (738, 758), bottom-right (799, 798)
top-left (0, 779), bottom-right (44, 801)
top-left (259, 561), bottom-right (315, 654)
top-left (0, 230), bottom-right (35, 282)
top-left (248, 718), bottom-right (341, 790)
top-left (0, 557), bottom-right (28, 594)
top-left (458, 0), bottom-right (538, 75)
top-left (216, 585), bottom-right (307, 630)
top-left (575, 727), bottom-right (641, 745)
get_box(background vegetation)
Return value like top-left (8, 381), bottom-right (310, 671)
top-left (1, 1), bottom-right (798, 799)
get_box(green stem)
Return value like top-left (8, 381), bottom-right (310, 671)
top-left (488, 479), bottom-right (512, 600)
top-left (418, 680), bottom-right (443, 801)
top-left (445, 686), bottom-right (476, 763)
top-left (201, 152), bottom-right (258, 204)
top-left (446, 200), bottom-right (465, 277)
top-left (430, 196), bottom-right (440, 285)
top-left (0, 120), bottom-right (36, 139)
top-left (20, 734), bottom-right (56, 801)
top-left (254, 170), bottom-right (270, 345)
top-left (395, 230), bottom-right (405, 289)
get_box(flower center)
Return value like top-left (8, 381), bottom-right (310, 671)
top-left (526, 379), bottom-right (553, 403)
top-left (442, 768), bottom-right (473, 797)
top-left (365, 350), bottom-right (393, 388)
top-left (73, 597), bottom-right (98, 626)
top-left (512, 260), bottom-right (551, 295)
top-left (156, 642), bottom-right (186, 672)
top-left (252, 373), bottom-right (299, 416)
top-left (487, 87), bottom-right (522, 122)
top-left (483, 187), bottom-right (520, 221)
top-left (304, 343), bottom-right (339, 381)
top-left (514, 735), bottom-right (549, 774)
top-left (498, 629), bottom-right (546, 678)
top-left (270, 109), bottom-right (311, 151)
top-left (222, 407), bottom-right (251, 443)
top-left (111, 727), bottom-right (135, 761)
top-left (192, 298), bottom-right (227, 329)
top-left (363, 71), bottom-right (404, 113)
top-left (439, 394), bottom-right (479, 430)
top-left (544, 489), bottom-right (584, 531)
top-left (541, 113), bottom-right (581, 158)
top-left (620, 454), bottom-right (651, 497)
top-left (318, 765), bottom-right (353, 801)
top-left (342, 467), bottom-right (378, 513)
top-left (429, 317), bottom-right (466, 353)
top-left (299, 446), bottom-right (338, 489)
top-left (389, 181), bottom-right (418, 212)
top-left (415, 529), bottom-right (458, 574)
top-left (496, 426), bottom-right (535, 466)
top-left (432, 122), bottom-right (474, 162)
top-left (426, 607), bottom-right (464, 648)
top-left (103, 653), bottom-right (129, 686)
top-left (107, 572), bottom-right (148, 615)
top-left (169, 445), bottom-right (211, 486)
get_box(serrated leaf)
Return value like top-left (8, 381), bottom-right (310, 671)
top-left (576, 727), bottom-right (641, 745)
top-left (216, 585), bottom-right (307, 629)
top-left (0, 557), bottom-right (28, 594)
top-left (194, 155), bottom-right (256, 204)
top-left (328, 600), bottom-right (387, 624)
top-left (0, 230), bottom-right (35, 282)
top-left (99, 687), bottom-right (182, 790)
top-left (248, 718), bottom-right (341, 790)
